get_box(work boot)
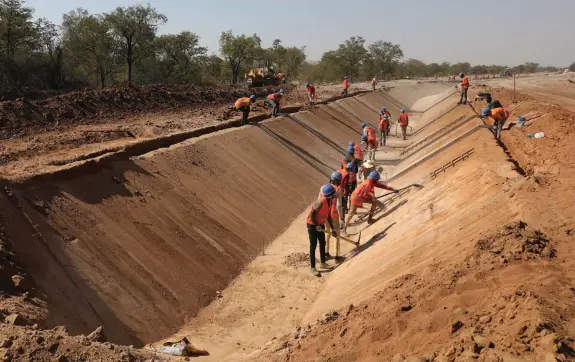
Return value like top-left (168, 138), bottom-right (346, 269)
top-left (367, 215), bottom-right (375, 224)
top-left (310, 268), bottom-right (320, 277)
top-left (319, 262), bottom-right (330, 269)
top-left (334, 256), bottom-right (346, 263)
top-left (325, 252), bottom-right (333, 260)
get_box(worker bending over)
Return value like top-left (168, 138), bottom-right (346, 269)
top-left (482, 107), bottom-right (509, 141)
top-left (343, 171), bottom-right (398, 235)
top-left (307, 184), bottom-right (337, 276)
top-left (458, 72), bottom-right (470, 105)
top-left (398, 109), bottom-right (409, 140)
top-left (266, 89), bottom-right (285, 117)
top-left (362, 160), bottom-right (375, 180)
top-left (306, 83), bottom-right (316, 104)
top-left (342, 76), bottom-right (350, 97)
top-left (234, 95), bottom-right (256, 126)
top-left (324, 172), bottom-right (345, 262)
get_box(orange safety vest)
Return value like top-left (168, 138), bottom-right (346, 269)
top-left (343, 80), bottom-right (350, 89)
top-left (490, 108), bottom-right (509, 122)
top-left (330, 187), bottom-right (340, 219)
top-left (267, 93), bottom-right (282, 102)
top-left (354, 145), bottom-right (363, 160)
top-left (306, 195), bottom-right (331, 225)
top-left (366, 127), bottom-right (376, 141)
top-left (399, 113), bottom-right (409, 127)
top-left (306, 85), bottom-right (315, 93)
top-left (461, 76), bottom-right (470, 89)
top-left (379, 115), bottom-right (389, 130)
top-left (337, 168), bottom-right (350, 189)
top-left (235, 97), bottom-right (251, 108)
top-left (351, 179), bottom-right (374, 204)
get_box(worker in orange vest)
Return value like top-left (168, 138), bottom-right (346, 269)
top-left (482, 107), bottom-right (509, 141)
top-left (342, 171), bottom-right (398, 235)
top-left (307, 184), bottom-right (338, 276)
top-left (352, 142), bottom-right (363, 183)
top-left (398, 109), bottom-right (409, 140)
top-left (234, 95), bottom-right (256, 125)
top-left (323, 172), bottom-right (345, 262)
top-left (266, 89), bottom-right (285, 117)
top-left (305, 83), bottom-right (316, 103)
top-left (361, 126), bottom-right (378, 161)
top-left (378, 113), bottom-right (389, 146)
top-left (458, 72), bottom-right (470, 105)
top-left (342, 76), bottom-right (350, 98)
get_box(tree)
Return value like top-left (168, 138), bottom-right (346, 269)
top-left (569, 62), bottom-right (575, 72)
top-left (219, 30), bottom-right (261, 85)
top-left (335, 36), bottom-right (367, 81)
top-left (367, 41), bottom-right (403, 79)
top-left (155, 31), bottom-right (207, 82)
top-left (36, 18), bottom-right (63, 88)
top-left (62, 9), bottom-right (118, 88)
top-left (106, 4), bottom-right (167, 84)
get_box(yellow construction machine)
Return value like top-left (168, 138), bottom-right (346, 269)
top-left (246, 59), bottom-right (285, 88)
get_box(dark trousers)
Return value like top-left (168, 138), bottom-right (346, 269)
top-left (240, 108), bottom-right (249, 125)
top-left (379, 128), bottom-right (387, 146)
top-left (307, 224), bottom-right (326, 268)
top-left (459, 88), bottom-right (468, 104)
top-left (343, 88), bottom-right (348, 97)
top-left (267, 100), bottom-right (280, 117)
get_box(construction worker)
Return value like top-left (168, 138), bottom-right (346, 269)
top-left (342, 171), bottom-right (398, 235)
top-left (336, 164), bottom-right (351, 217)
top-left (371, 77), bottom-right (377, 91)
top-left (458, 72), bottom-right (470, 105)
top-left (482, 107), bottom-right (509, 140)
top-left (381, 107), bottom-right (392, 134)
top-left (307, 184), bottom-right (337, 276)
top-left (398, 109), bottom-right (409, 140)
top-left (378, 113), bottom-right (389, 146)
top-left (361, 132), bottom-right (378, 162)
top-left (305, 83), bottom-right (316, 103)
top-left (342, 76), bottom-right (350, 98)
top-left (266, 89), bottom-right (285, 117)
top-left (362, 160), bottom-right (375, 180)
top-left (234, 95), bottom-right (256, 125)
top-left (352, 141), bottom-right (363, 182)
top-left (324, 172), bottom-right (345, 262)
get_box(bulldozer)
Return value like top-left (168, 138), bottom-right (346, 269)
top-left (246, 59), bottom-right (285, 88)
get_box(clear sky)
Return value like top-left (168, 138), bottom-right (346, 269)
top-left (26, 0), bottom-right (575, 67)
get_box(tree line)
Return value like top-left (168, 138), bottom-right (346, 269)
top-left (0, 0), bottom-right (571, 93)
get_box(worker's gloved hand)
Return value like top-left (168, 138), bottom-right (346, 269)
top-left (315, 225), bottom-right (324, 232)
top-left (393, 189), bottom-right (400, 194)
top-left (331, 230), bottom-right (337, 237)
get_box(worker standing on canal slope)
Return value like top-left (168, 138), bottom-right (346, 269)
top-left (343, 76), bottom-right (350, 98)
top-left (324, 172), bottom-right (345, 262)
top-left (398, 109), bottom-right (409, 140)
top-left (307, 184), bottom-right (338, 276)
top-left (458, 72), bottom-right (470, 105)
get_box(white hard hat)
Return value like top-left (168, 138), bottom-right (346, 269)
top-left (363, 160), bottom-right (374, 168)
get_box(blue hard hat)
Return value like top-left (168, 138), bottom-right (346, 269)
top-left (347, 145), bottom-right (355, 154)
top-left (348, 141), bottom-right (355, 147)
top-left (279, 89), bottom-right (285, 94)
top-left (330, 172), bottom-right (342, 182)
top-left (322, 184), bottom-right (336, 198)
top-left (249, 95), bottom-right (256, 100)
top-left (361, 122), bottom-right (367, 128)
top-left (361, 135), bottom-right (368, 141)
top-left (459, 72), bottom-right (465, 77)
top-left (381, 107), bottom-right (387, 111)
top-left (368, 171), bottom-right (380, 180)
top-left (482, 107), bottom-right (490, 117)
top-left (346, 162), bottom-right (355, 170)
top-left (306, 83), bottom-right (310, 88)
top-left (400, 109), bottom-right (405, 113)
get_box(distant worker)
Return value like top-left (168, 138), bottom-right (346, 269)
top-left (342, 171), bottom-right (398, 235)
top-left (342, 76), bottom-right (350, 98)
top-left (306, 83), bottom-right (316, 104)
top-left (361, 125), bottom-right (378, 161)
top-left (266, 89), bottom-right (285, 117)
top-left (482, 107), bottom-right (509, 141)
top-left (458, 72), bottom-right (470, 105)
top-left (398, 109), bottom-right (409, 140)
top-left (381, 107), bottom-right (392, 134)
top-left (353, 139), bottom-right (364, 181)
top-left (234, 95), bottom-right (256, 126)
top-left (371, 77), bottom-right (377, 91)
top-left (362, 160), bottom-right (375, 180)
top-left (307, 184), bottom-right (337, 276)
top-left (379, 113), bottom-right (389, 146)
top-left (324, 172), bottom-right (345, 262)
